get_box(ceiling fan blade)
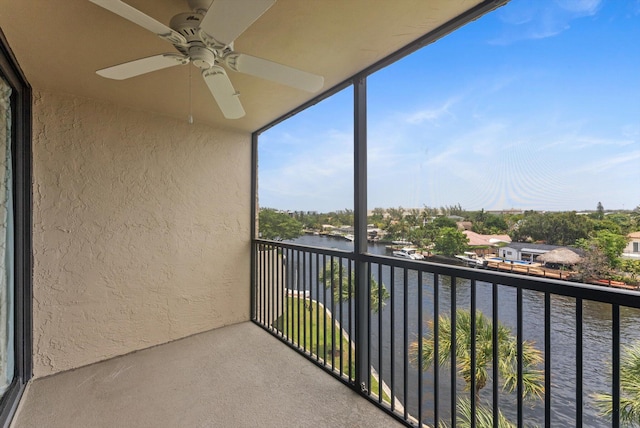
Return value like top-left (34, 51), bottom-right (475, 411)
top-left (97, 54), bottom-right (189, 80)
top-left (199, 0), bottom-right (275, 47)
top-left (88, 0), bottom-right (187, 45)
top-left (202, 66), bottom-right (245, 119)
top-left (224, 53), bottom-right (324, 93)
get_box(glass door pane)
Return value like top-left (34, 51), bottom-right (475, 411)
top-left (0, 76), bottom-right (14, 397)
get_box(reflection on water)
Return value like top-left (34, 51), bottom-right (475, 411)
top-left (288, 235), bottom-right (640, 427)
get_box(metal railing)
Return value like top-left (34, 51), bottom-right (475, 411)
top-left (252, 239), bottom-right (640, 427)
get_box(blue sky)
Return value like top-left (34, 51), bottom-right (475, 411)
top-left (259, 0), bottom-right (640, 213)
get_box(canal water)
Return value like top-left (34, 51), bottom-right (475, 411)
top-left (289, 234), bottom-right (640, 427)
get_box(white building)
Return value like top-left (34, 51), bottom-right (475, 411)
top-left (622, 232), bottom-right (640, 260)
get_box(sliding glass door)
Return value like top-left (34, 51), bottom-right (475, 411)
top-left (0, 76), bottom-right (14, 398)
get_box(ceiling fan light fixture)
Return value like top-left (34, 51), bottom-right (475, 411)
top-left (188, 45), bottom-right (216, 69)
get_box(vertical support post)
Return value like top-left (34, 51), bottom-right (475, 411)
top-left (353, 75), bottom-right (369, 393)
top-left (250, 131), bottom-right (259, 321)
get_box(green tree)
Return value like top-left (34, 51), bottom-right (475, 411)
top-left (369, 207), bottom-right (386, 224)
top-left (586, 230), bottom-right (628, 269)
top-left (258, 209), bottom-right (303, 241)
top-left (511, 211), bottom-right (593, 245)
top-left (575, 242), bottom-right (611, 281)
top-left (632, 205), bottom-right (640, 228)
top-left (410, 310), bottom-right (544, 426)
top-left (406, 208), bottom-right (422, 227)
top-left (318, 260), bottom-right (389, 313)
top-left (422, 205), bottom-right (440, 219)
top-left (621, 260), bottom-right (640, 285)
top-left (593, 342), bottom-right (640, 426)
top-left (433, 216), bottom-right (458, 229)
top-left (595, 201), bottom-right (605, 220)
top-left (607, 213), bottom-right (633, 235)
top-left (471, 211), bottom-right (509, 234)
top-left (387, 206), bottom-right (406, 221)
top-left (455, 397), bottom-right (517, 428)
top-left (434, 227), bottom-right (469, 257)
top-left (593, 219), bottom-right (623, 235)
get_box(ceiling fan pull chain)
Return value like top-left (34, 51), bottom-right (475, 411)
top-left (188, 65), bottom-right (194, 125)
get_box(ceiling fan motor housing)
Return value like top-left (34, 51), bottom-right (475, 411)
top-left (170, 12), bottom-right (204, 43)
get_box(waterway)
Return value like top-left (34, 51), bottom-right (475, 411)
top-left (288, 234), bottom-right (640, 427)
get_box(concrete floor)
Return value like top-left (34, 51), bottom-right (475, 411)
top-left (11, 322), bottom-right (403, 428)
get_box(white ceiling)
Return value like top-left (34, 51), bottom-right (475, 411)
top-left (0, 0), bottom-right (497, 132)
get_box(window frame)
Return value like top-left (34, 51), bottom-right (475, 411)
top-left (0, 27), bottom-right (32, 427)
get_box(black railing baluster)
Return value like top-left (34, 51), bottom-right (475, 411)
top-left (269, 244), bottom-right (273, 331)
top-left (451, 276), bottom-right (457, 428)
top-left (576, 297), bottom-right (583, 426)
top-left (324, 255), bottom-right (330, 365)
top-left (404, 268), bottom-right (409, 421)
top-left (545, 292), bottom-right (551, 428)
top-left (492, 283), bottom-right (499, 428)
top-left (339, 256), bottom-right (344, 375)
top-left (317, 253), bottom-right (322, 362)
top-left (390, 266), bottom-right (396, 412)
top-left (613, 304), bottom-right (620, 428)
top-left (302, 251), bottom-right (307, 352)
top-left (378, 262), bottom-right (383, 403)
top-left (366, 262), bottom-right (372, 397)
top-left (517, 287), bottom-right (523, 427)
top-left (470, 278), bottom-right (477, 428)
top-left (417, 271), bottom-right (423, 427)
top-left (285, 247), bottom-right (291, 340)
top-left (348, 259), bottom-right (353, 380)
top-left (332, 258), bottom-right (342, 370)
top-left (434, 273), bottom-right (440, 427)
top-left (273, 248), bottom-right (283, 335)
top-left (262, 245), bottom-right (266, 326)
top-left (297, 249), bottom-right (302, 349)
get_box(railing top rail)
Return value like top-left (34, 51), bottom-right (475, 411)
top-left (364, 253), bottom-right (640, 308)
top-left (254, 238), bottom-right (354, 258)
top-left (253, 240), bottom-right (640, 309)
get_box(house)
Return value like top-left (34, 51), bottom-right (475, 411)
top-left (498, 242), bottom-right (580, 262)
top-left (0, 1), bottom-right (637, 427)
top-left (622, 232), bottom-right (640, 260)
top-left (464, 230), bottom-right (511, 247)
top-left (463, 230), bottom-right (511, 255)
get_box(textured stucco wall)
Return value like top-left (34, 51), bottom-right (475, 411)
top-left (32, 91), bottom-right (251, 378)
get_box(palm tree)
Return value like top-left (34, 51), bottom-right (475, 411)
top-left (409, 309), bottom-right (544, 425)
top-left (455, 397), bottom-right (516, 428)
top-left (318, 260), bottom-right (389, 313)
top-left (593, 342), bottom-right (640, 426)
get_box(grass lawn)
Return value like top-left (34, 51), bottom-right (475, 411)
top-left (273, 296), bottom-right (390, 404)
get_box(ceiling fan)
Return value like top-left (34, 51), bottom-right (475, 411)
top-left (89, 0), bottom-right (324, 119)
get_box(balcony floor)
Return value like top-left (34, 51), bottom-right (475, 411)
top-left (11, 322), bottom-right (401, 427)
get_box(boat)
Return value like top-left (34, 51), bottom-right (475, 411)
top-left (393, 247), bottom-right (425, 260)
top-left (392, 239), bottom-right (413, 245)
top-left (455, 251), bottom-right (488, 268)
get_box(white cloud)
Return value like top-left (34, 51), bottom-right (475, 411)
top-left (405, 97), bottom-right (460, 125)
top-left (555, 0), bottom-right (601, 15)
top-left (570, 149), bottom-right (640, 174)
top-left (259, 128), bottom-right (355, 211)
top-left (490, 0), bottom-right (602, 44)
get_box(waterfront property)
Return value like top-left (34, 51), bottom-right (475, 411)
top-left (622, 232), bottom-right (640, 260)
top-left (0, 1), bottom-right (638, 428)
top-left (498, 242), bottom-right (582, 263)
